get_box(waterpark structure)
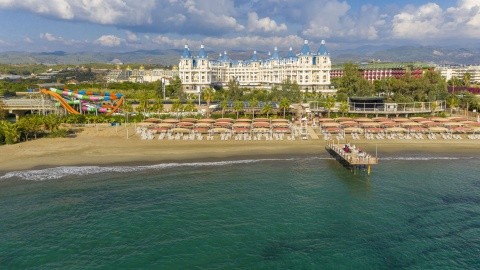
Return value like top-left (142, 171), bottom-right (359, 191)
top-left (40, 88), bottom-right (124, 115)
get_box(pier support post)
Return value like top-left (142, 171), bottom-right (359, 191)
top-left (367, 165), bottom-right (371, 176)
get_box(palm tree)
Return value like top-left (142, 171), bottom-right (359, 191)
top-left (250, 97), bottom-right (259, 118)
top-left (0, 121), bottom-right (20, 144)
top-left (279, 97), bottom-right (290, 118)
top-left (447, 96), bottom-right (458, 114)
top-left (171, 99), bottom-right (184, 117)
top-left (233, 100), bottom-right (244, 119)
top-left (262, 103), bottom-right (273, 118)
top-left (202, 87), bottom-right (215, 117)
top-left (324, 95), bottom-right (336, 118)
top-left (220, 99), bottom-right (228, 118)
top-left (183, 100), bottom-right (196, 112)
top-left (339, 101), bottom-right (349, 116)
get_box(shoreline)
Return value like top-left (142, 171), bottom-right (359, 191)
top-left (1, 125), bottom-right (480, 173)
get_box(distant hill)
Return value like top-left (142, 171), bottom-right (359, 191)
top-left (1, 45), bottom-right (479, 66)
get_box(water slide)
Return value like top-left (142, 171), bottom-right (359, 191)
top-left (40, 89), bottom-right (80, 114)
top-left (41, 88), bottom-right (124, 115)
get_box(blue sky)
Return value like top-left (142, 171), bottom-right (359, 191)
top-left (0, 0), bottom-right (479, 53)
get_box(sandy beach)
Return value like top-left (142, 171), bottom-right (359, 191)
top-left (1, 124), bottom-right (480, 173)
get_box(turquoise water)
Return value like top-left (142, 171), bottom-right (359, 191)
top-left (1, 153), bottom-right (480, 269)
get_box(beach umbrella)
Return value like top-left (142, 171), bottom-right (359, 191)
top-left (163, 118), bottom-right (180, 123)
top-left (335, 117), bottom-right (352, 122)
top-left (360, 122), bottom-right (381, 127)
top-left (379, 121), bottom-right (398, 127)
top-left (177, 122), bottom-right (194, 128)
top-left (428, 126), bottom-right (449, 133)
top-left (386, 127), bottom-right (408, 133)
top-left (401, 122), bottom-right (423, 127)
top-left (216, 118), bottom-right (234, 123)
top-left (321, 122), bottom-right (341, 128)
top-left (271, 118), bottom-right (289, 123)
top-left (451, 126), bottom-right (472, 133)
top-left (236, 118), bottom-right (252, 122)
top-left (318, 118), bottom-right (335, 122)
top-left (252, 122), bottom-right (271, 128)
top-left (442, 122), bottom-right (463, 127)
top-left (447, 116), bottom-right (468, 122)
top-left (253, 118), bottom-right (270, 122)
top-left (232, 122), bottom-right (251, 128)
top-left (193, 127), bottom-right (210, 134)
top-left (198, 118), bottom-right (216, 123)
top-left (392, 117), bottom-right (410, 122)
top-left (170, 127), bottom-right (191, 133)
top-left (156, 123), bottom-right (175, 128)
top-left (271, 122), bottom-right (290, 128)
top-left (339, 121), bottom-right (358, 127)
top-left (213, 121), bottom-right (232, 128)
top-left (430, 117), bottom-right (449, 122)
top-left (181, 118), bottom-right (198, 123)
top-left (143, 118), bottom-right (162, 123)
top-left (195, 122), bottom-right (213, 128)
top-left (234, 127), bottom-right (251, 133)
top-left (354, 117), bottom-right (373, 122)
top-left (372, 117), bottom-right (390, 122)
top-left (409, 116), bottom-right (427, 122)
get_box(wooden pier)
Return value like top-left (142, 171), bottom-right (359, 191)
top-left (325, 142), bottom-right (379, 175)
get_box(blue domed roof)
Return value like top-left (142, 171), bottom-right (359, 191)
top-left (271, 47), bottom-right (280, 60)
top-left (317, 40), bottom-right (329, 55)
top-left (251, 50), bottom-right (259, 61)
top-left (300, 40), bottom-right (311, 55)
top-left (198, 45), bottom-right (207, 58)
top-left (221, 51), bottom-right (231, 62)
top-left (287, 47), bottom-right (297, 59)
top-left (181, 45), bottom-right (192, 58)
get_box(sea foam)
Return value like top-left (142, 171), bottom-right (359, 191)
top-left (0, 157), bottom-right (328, 181)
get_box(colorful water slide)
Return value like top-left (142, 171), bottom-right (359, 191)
top-left (105, 96), bottom-right (124, 116)
top-left (41, 88), bottom-right (124, 115)
top-left (40, 89), bottom-right (80, 114)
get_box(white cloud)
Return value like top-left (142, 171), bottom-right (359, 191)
top-left (0, 0), bottom-right (155, 25)
top-left (40, 32), bottom-right (61, 42)
top-left (247, 12), bottom-right (287, 33)
top-left (95, 35), bottom-right (122, 47)
top-left (392, 1), bottom-right (480, 40)
top-left (24, 37), bottom-right (33, 43)
top-left (126, 31), bottom-right (139, 43)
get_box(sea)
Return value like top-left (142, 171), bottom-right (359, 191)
top-left (0, 152), bottom-right (479, 269)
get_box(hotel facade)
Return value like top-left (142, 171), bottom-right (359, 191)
top-left (178, 40), bottom-right (333, 94)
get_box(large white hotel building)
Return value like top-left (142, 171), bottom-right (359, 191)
top-left (178, 40), bottom-right (333, 94)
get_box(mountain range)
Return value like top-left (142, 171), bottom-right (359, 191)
top-left (1, 45), bottom-right (480, 66)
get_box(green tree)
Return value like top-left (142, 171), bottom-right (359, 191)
top-left (227, 79), bottom-right (243, 101)
top-left (17, 115), bottom-right (42, 141)
top-left (447, 96), bottom-right (459, 114)
top-left (171, 99), bottom-right (183, 115)
top-left (279, 97), bottom-right (290, 118)
top-left (0, 99), bottom-right (6, 120)
top-left (0, 120), bottom-right (20, 144)
top-left (202, 87), bottom-right (215, 117)
top-left (262, 103), bottom-right (273, 118)
top-left (168, 76), bottom-right (185, 101)
top-left (324, 95), bottom-right (336, 118)
top-left (339, 101), bottom-right (349, 116)
top-left (250, 97), bottom-right (259, 118)
top-left (183, 100), bottom-right (196, 112)
top-left (233, 100), bottom-right (243, 119)
top-left (220, 99), bottom-right (228, 118)
top-left (463, 72), bottom-right (472, 87)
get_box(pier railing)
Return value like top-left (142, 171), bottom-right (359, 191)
top-left (326, 142), bottom-right (379, 165)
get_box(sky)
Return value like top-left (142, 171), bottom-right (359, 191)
top-left (0, 0), bottom-right (479, 53)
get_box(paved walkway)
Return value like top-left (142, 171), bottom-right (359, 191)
top-left (307, 126), bottom-right (319, 139)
